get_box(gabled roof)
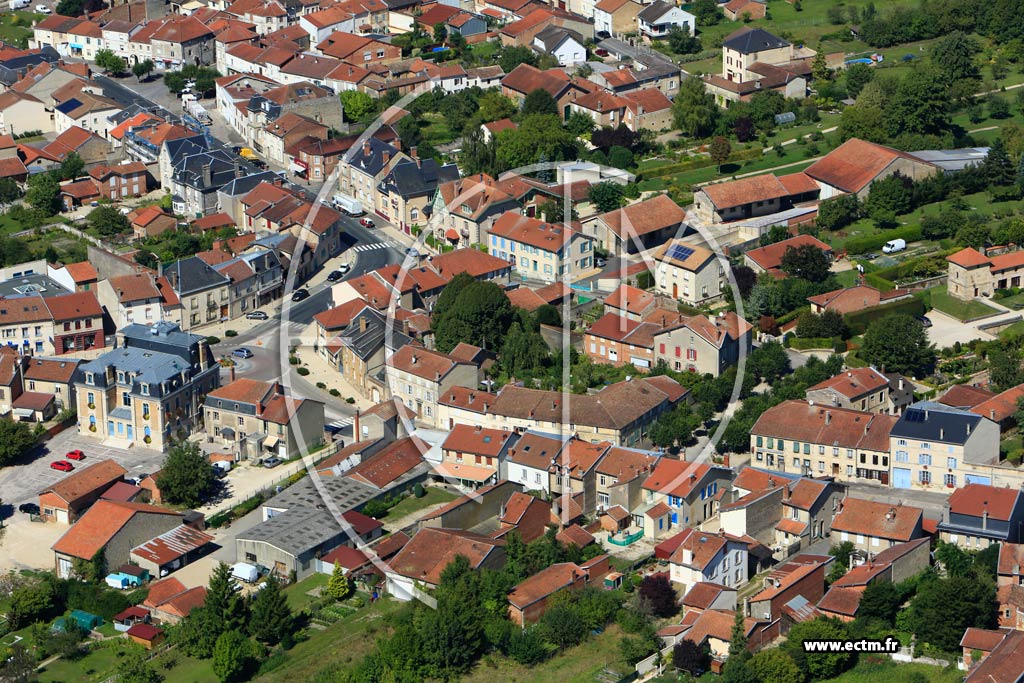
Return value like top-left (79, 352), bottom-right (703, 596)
top-left (947, 483), bottom-right (1023, 522)
top-left (501, 63), bottom-right (571, 98)
top-left (598, 194), bottom-right (686, 239)
top-left (39, 459), bottom-right (127, 506)
top-left (722, 26), bottom-right (789, 54)
top-left (744, 234), bottom-right (832, 272)
top-left (345, 436), bottom-right (426, 488)
top-left (831, 497), bottom-right (923, 542)
top-left (388, 527), bottom-right (504, 585)
top-left (807, 367), bottom-right (890, 400)
top-left (52, 500), bottom-right (180, 560)
top-left (804, 138), bottom-right (935, 194)
top-left (751, 400), bottom-right (896, 452)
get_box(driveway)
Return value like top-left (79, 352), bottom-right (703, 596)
top-left (924, 309), bottom-right (995, 348)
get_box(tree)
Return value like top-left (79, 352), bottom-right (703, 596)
top-left (0, 177), bottom-right (22, 205)
top-left (989, 345), bottom-right (1024, 392)
top-left (637, 574), bottom-right (678, 618)
top-left (673, 76), bottom-right (719, 138)
top-left (205, 562), bottom-right (248, 636)
top-left (566, 111), bottom-right (594, 137)
top-left (478, 90), bottom-right (517, 123)
top-left (672, 639), bottom-right (710, 675)
top-left (857, 580), bottom-right (901, 624)
top-left (498, 45), bottom-right (538, 74)
top-left (721, 608), bottom-right (754, 683)
top-left (785, 617), bottom-right (854, 680)
top-left (495, 114), bottom-right (576, 169)
top-left (780, 244), bottom-right (832, 283)
top-left (985, 137), bottom-right (1016, 186)
top-left (157, 441), bottom-right (217, 507)
top-left (433, 280), bottom-right (515, 353)
top-left (709, 136), bottom-right (731, 171)
top-left (500, 322), bottom-right (548, 375)
top-left (860, 314), bottom-right (936, 376)
top-left (845, 62), bottom-right (874, 99)
top-left (87, 205), bottom-right (130, 237)
top-left (811, 51), bottom-right (832, 82)
top-left (904, 575), bottom-right (997, 651)
top-left (521, 88), bottom-right (558, 117)
top-left (116, 646), bottom-right (162, 683)
top-left (132, 59), bottom-right (155, 82)
top-left (71, 548), bottom-right (106, 583)
top-left (539, 604), bottom-right (587, 647)
top-left (0, 419), bottom-right (36, 467)
top-left (55, 0), bottom-right (83, 15)
top-left (249, 575), bottom-right (293, 645)
top-left (327, 561), bottom-right (353, 601)
top-left (8, 577), bottom-right (60, 628)
top-left (25, 172), bottom-right (61, 215)
top-left (339, 90), bottom-right (375, 122)
top-left (692, 0), bottom-right (721, 24)
top-left (212, 630), bottom-right (255, 683)
top-left (749, 648), bottom-right (803, 683)
top-left (433, 22), bottom-right (447, 43)
top-left (58, 152), bottom-right (85, 182)
top-left (95, 49), bottom-right (126, 75)
top-left (608, 145), bottom-right (633, 169)
top-left (588, 181), bottom-right (625, 213)
top-left (930, 30), bottom-right (980, 83)
top-left (816, 193), bottom-right (861, 230)
top-left (1, 643), bottom-right (35, 683)
top-left (666, 25), bottom-right (701, 54)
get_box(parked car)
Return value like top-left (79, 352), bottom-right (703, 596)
top-left (916, 315), bottom-right (933, 328)
top-left (245, 311), bottom-right (269, 320)
top-left (359, 218), bottom-right (374, 228)
top-left (65, 449), bottom-right (85, 461)
top-left (595, 48), bottom-right (609, 56)
top-left (35, 4), bottom-right (51, 12)
top-left (405, 247), bottom-right (420, 258)
top-left (18, 502), bottom-right (39, 515)
top-left (232, 347), bottom-right (254, 359)
top-left (291, 288), bottom-right (310, 302)
top-left (595, 257), bottom-right (607, 268)
top-left (338, 263), bottom-right (351, 274)
top-left (262, 457), bottom-right (282, 468)
top-left (863, 253), bottom-right (879, 260)
top-left (50, 460), bottom-right (74, 472)
top-left (326, 270), bottom-right (344, 282)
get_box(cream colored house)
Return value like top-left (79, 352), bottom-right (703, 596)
top-left (652, 240), bottom-right (724, 306)
top-left (386, 345), bottom-right (478, 424)
top-left (488, 212), bottom-right (595, 284)
top-left (0, 92), bottom-right (50, 137)
top-left (97, 273), bottom-right (183, 330)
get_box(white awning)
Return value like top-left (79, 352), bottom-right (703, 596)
top-left (13, 408), bottom-right (34, 418)
top-left (289, 163), bottom-right (306, 174)
top-left (263, 435), bottom-right (280, 449)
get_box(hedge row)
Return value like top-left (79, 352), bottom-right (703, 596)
top-left (864, 272), bottom-right (895, 291)
top-left (789, 336), bottom-right (839, 350)
top-left (842, 225), bottom-right (923, 255)
top-left (776, 306), bottom-right (810, 326)
top-left (639, 146), bottom-right (764, 180)
top-left (844, 296), bottom-right (926, 335)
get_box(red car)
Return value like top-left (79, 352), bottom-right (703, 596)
top-left (359, 218), bottom-right (374, 228)
top-left (65, 449), bottom-right (85, 461)
top-left (50, 460), bottom-right (74, 472)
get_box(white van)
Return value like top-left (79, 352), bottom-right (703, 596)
top-left (10, 0), bottom-right (30, 10)
top-left (882, 238), bottom-right (906, 254)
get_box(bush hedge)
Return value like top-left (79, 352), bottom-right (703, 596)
top-left (844, 297), bottom-right (926, 335)
top-left (789, 336), bottom-right (838, 350)
top-left (864, 272), bottom-right (895, 291)
top-left (841, 225), bottom-right (922, 255)
top-left (639, 147), bottom-right (763, 180)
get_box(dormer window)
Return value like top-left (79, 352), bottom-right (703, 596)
top-left (117, 371), bottom-right (125, 384)
top-left (141, 383), bottom-right (150, 396)
top-left (85, 372), bottom-right (94, 386)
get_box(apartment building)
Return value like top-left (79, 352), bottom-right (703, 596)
top-left (386, 344), bottom-right (478, 423)
top-left (488, 212), bottom-right (595, 284)
top-left (0, 291), bottom-right (104, 356)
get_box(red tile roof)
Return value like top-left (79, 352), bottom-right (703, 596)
top-left (388, 527), bottom-right (504, 585)
top-left (947, 483), bottom-right (1022, 522)
top-left (598, 194), bottom-right (686, 238)
top-left (490, 211), bottom-right (579, 253)
top-left (751, 400), bottom-right (896, 452)
top-left (345, 436), bottom-right (426, 488)
top-left (39, 459), bottom-right (127, 507)
top-left (947, 247), bottom-right (991, 269)
top-left (831, 497), bottom-right (923, 542)
top-left (52, 500), bottom-right (180, 560)
top-left (642, 460), bottom-right (716, 498)
top-left (442, 424), bottom-right (514, 456)
top-left (744, 234), bottom-right (832, 272)
top-left (804, 138), bottom-right (934, 194)
top-left (508, 561), bottom-right (587, 609)
top-left (971, 383), bottom-right (1024, 423)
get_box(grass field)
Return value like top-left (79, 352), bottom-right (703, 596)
top-left (827, 656), bottom-right (963, 683)
top-left (37, 641), bottom-right (138, 683)
top-left (381, 486), bottom-right (457, 520)
top-left (0, 12), bottom-right (43, 48)
top-left (930, 289), bottom-right (1000, 321)
top-left (283, 572), bottom-right (330, 612)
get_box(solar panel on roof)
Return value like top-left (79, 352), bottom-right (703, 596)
top-left (668, 245), bottom-right (694, 262)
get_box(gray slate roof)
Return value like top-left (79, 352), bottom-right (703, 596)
top-left (890, 401), bottom-right (983, 445)
top-left (722, 28), bottom-right (790, 54)
top-left (162, 256), bottom-right (230, 296)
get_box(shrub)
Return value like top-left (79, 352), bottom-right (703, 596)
top-left (225, 330), bottom-right (238, 337)
top-left (206, 336), bottom-right (220, 345)
top-left (346, 397), bottom-right (355, 404)
top-left (329, 389), bottom-right (341, 397)
top-left (316, 382), bottom-right (326, 389)
top-left (842, 225), bottom-right (922, 254)
top-left (289, 356), bottom-right (300, 365)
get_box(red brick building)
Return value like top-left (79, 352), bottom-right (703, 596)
top-left (88, 161), bottom-right (148, 200)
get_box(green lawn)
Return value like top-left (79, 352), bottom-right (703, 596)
top-left (1000, 320), bottom-right (1024, 338)
top-left (382, 486), bottom-right (457, 520)
top-left (251, 598), bottom-right (402, 683)
top-left (827, 656), bottom-right (963, 683)
top-left (152, 651), bottom-right (218, 683)
top-left (283, 572), bottom-right (330, 613)
top-left (930, 288), bottom-right (1000, 321)
top-left (461, 625), bottom-right (632, 683)
top-left (0, 12), bottom-right (43, 48)
top-left (37, 641), bottom-right (138, 683)
top-left (997, 290), bottom-right (1024, 310)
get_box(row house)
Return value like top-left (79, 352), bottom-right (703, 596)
top-left (87, 162), bottom-right (148, 201)
top-left (74, 321), bottom-right (219, 451)
top-left (831, 497), bottom-right (925, 553)
top-left (0, 291), bottom-right (104, 356)
top-left (225, 0), bottom-right (290, 36)
top-left (438, 375), bottom-right (688, 447)
top-left (337, 137), bottom-right (402, 213)
top-left (997, 543), bottom-right (1024, 629)
top-left (805, 366), bottom-right (914, 415)
top-left (97, 273), bottom-right (183, 330)
top-left (54, 90), bottom-right (121, 139)
top-left (385, 344), bottom-right (478, 423)
top-left (432, 173), bottom-right (523, 248)
top-left (436, 423), bottom-right (518, 490)
top-left (500, 63), bottom-right (599, 119)
top-left (316, 31), bottom-right (400, 65)
top-left (568, 87), bottom-right (674, 133)
top-left (641, 460), bottom-right (732, 536)
top-left (376, 154), bottom-right (459, 233)
top-left (488, 212), bottom-right (595, 284)
top-left (0, 348), bottom-right (79, 417)
top-left (937, 483), bottom-right (1024, 551)
top-left (161, 256), bottom-right (231, 331)
top-left (259, 112), bottom-right (328, 166)
top-left (750, 400), bottom-right (898, 484)
top-left (204, 378), bottom-right (325, 461)
top-left (589, 194), bottom-right (687, 256)
top-left (666, 528), bottom-right (749, 591)
top-left (149, 16), bottom-right (216, 68)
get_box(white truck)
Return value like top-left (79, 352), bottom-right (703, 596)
top-left (882, 238), bottom-right (907, 254)
top-left (184, 98), bottom-right (212, 125)
top-left (333, 194), bottom-right (364, 216)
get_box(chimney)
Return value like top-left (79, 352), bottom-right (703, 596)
top-left (886, 507), bottom-right (895, 521)
top-left (363, 140), bottom-right (371, 156)
top-left (783, 485), bottom-right (790, 501)
top-left (201, 163), bottom-right (212, 187)
top-left (234, 161), bottom-right (243, 178)
top-left (899, 378), bottom-right (904, 390)
top-left (475, 425), bottom-right (482, 432)
top-left (382, 150), bottom-right (390, 165)
top-left (410, 146), bottom-right (418, 161)
top-left (983, 508), bottom-right (989, 530)
top-left (924, 409), bottom-right (929, 420)
top-left (940, 427), bottom-right (944, 440)
top-left (353, 408), bottom-right (360, 439)
top-left (484, 401), bottom-right (489, 411)
top-left (967, 423), bottom-right (972, 435)
top-left (991, 409), bottom-right (996, 420)
top-left (411, 353), bottom-right (418, 364)
top-left (229, 365), bottom-right (236, 382)
top-left (359, 316), bottom-right (367, 333)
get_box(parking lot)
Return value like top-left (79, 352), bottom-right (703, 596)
top-left (0, 426), bottom-right (167, 511)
